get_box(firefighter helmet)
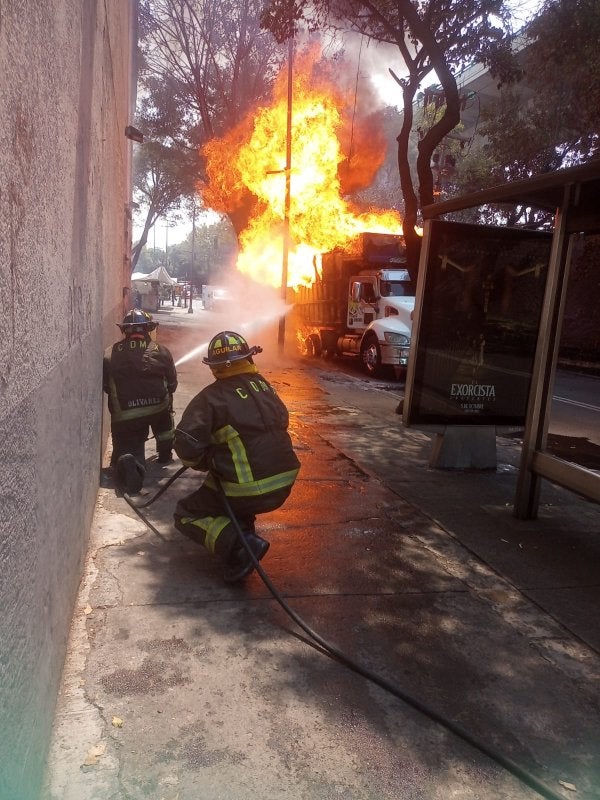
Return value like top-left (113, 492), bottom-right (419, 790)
top-left (118, 309), bottom-right (157, 333)
top-left (203, 331), bottom-right (262, 366)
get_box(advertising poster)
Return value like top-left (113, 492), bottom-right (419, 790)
top-left (407, 221), bottom-right (552, 426)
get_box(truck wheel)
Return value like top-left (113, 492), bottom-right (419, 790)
top-left (320, 333), bottom-right (336, 360)
top-left (300, 335), bottom-right (320, 358)
top-left (307, 335), bottom-right (322, 358)
top-left (361, 336), bottom-right (382, 377)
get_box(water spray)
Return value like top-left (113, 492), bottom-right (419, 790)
top-left (174, 307), bottom-right (294, 368)
top-left (174, 338), bottom-right (211, 368)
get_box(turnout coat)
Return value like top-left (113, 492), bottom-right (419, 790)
top-left (103, 335), bottom-right (178, 424)
top-left (174, 368), bottom-right (300, 500)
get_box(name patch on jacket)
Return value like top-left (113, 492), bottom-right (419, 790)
top-left (127, 397), bottom-right (162, 407)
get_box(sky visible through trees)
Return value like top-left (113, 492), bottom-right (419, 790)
top-left (133, 0), bottom-right (545, 255)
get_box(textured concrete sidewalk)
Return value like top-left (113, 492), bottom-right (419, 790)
top-left (43, 307), bottom-right (600, 800)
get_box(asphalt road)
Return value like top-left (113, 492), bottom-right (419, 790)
top-left (321, 353), bottom-right (600, 471)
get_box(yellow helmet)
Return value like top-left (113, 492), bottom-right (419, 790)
top-left (203, 331), bottom-right (261, 366)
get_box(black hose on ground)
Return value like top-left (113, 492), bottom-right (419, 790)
top-left (122, 466), bottom-right (189, 541)
top-left (215, 481), bottom-right (568, 800)
top-left (125, 465), bottom-right (188, 509)
top-left (124, 467), bottom-right (568, 800)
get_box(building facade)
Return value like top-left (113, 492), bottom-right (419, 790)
top-left (0, 2), bottom-right (137, 797)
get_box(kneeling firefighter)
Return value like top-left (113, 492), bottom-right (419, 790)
top-left (103, 309), bottom-right (178, 494)
top-left (173, 331), bottom-right (300, 583)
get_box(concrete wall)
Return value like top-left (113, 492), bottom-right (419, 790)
top-left (0, 2), bottom-right (136, 797)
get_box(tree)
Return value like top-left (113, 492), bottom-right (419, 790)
top-left (169, 215), bottom-right (238, 284)
top-left (134, 245), bottom-right (167, 273)
top-left (131, 136), bottom-right (201, 270)
top-left (131, 73), bottom-right (206, 271)
top-left (522, 0), bottom-right (599, 161)
top-left (443, 0), bottom-right (600, 227)
top-left (478, 0), bottom-right (600, 180)
top-left (443, 0), bottom-right (600, 365)
top-left (132, 0), bottom-right (287, 257)
top-left (140, 0), bottom-right (285, 135)
top-left (261, 0), bottom-right (515, 275)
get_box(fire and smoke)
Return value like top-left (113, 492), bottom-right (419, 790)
top-left (202, 47), bottom-right (402, 289)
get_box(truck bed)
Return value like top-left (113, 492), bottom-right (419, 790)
top-left (294, 232), bottom-right (406, 328)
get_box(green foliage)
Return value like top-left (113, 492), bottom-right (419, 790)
top-left (431, 0), bottom-right (600, 228)
top-left (132, 0), bottom-right (288, 269)
top-left (135, 246), bottom-right (167, 273)
top-left (131, 92), bottom-right (204, 270)
top-left (261, 0), bottom-right (515, 277)
top-left (260, 0), bottom-right (305, 43)
top-left (526, 0), bottom-right (600, 145)
top-left (135, 216), bottom-right (239, 286)
top-left (170, 218), bottom-right (239, 284)
top-left (476, 0), bottom-right (600, 184)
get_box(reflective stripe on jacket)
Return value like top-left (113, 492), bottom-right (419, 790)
top-left (174, 370), bottom-right (300, 497)
top-left (103, 336), bottom-right (177, 423)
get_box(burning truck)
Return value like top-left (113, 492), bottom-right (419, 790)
top-left (293, 232), bottom-right (415, 378)
top-left (200, 47), bottom-right (414, 373)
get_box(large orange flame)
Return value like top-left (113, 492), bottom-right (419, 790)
top-left (203, 49), bottom-right (402, 288)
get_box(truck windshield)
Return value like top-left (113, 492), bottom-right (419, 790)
top-left (380, 280), bottom-right (415, 297)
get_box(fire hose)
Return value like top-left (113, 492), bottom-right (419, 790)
top-left (123, 470), bottom-right (568, 800)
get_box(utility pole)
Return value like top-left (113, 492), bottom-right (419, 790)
top-left (277, 33), bottom-right (293, 354)
top-left (188, 203), bottom-right (196, 314)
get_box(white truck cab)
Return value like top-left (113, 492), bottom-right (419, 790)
top-left (343, 269), bottom-right (415, 376)
top-left (294, 233), bottom-right (416, 378)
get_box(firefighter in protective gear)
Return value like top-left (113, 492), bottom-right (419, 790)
top-left (173, 331), bottom-right (300, 583)
top-left (103, 309), bottom-right (178, 494)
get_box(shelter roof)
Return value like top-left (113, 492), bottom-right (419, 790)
top-left (422, 159), bottom-right (600, 234)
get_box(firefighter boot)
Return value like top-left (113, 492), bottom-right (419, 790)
top-left (223, 532), bottom-right (270, 584)
top-left (116, 453), bottom-right (145, 495)
top-left (156, 448), bottom-right (173, 464)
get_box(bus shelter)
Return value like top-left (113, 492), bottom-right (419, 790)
top-left (406, 159), bottom-right (600, 519)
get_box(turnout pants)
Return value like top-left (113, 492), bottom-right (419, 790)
top-left (174, 476), bottom-right (294, 559)
top-left (110, 408), bottom-right (175, 468)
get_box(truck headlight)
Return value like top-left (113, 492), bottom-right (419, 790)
top-left (384, 332), bottom-right (410, 345)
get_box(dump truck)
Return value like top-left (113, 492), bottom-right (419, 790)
top-left (293, 232), bottom-right (416, 378)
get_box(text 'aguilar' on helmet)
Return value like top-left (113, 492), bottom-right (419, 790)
top-left (203, 330), bottom-right (262, 366)
top-left (118, 309), bottom-right (157, 332)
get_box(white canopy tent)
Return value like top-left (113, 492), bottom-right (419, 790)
top-left (131, 266), bottom-right (178, 312)
top-left (131, 265), bottom-right (177, 285)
